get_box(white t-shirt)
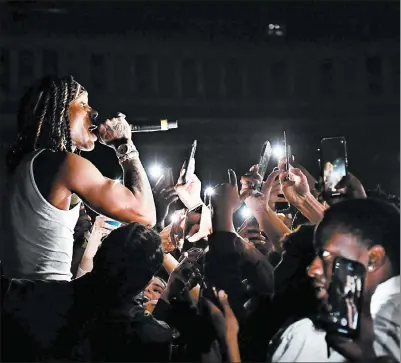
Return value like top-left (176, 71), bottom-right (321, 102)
top-left (269, 276), bottom-right (400, 362)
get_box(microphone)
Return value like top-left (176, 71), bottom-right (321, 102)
top-left (130, 119), bottom-right (178, 133)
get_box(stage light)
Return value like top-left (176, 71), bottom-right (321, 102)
top-left (273, 144), bottom-right (285, 159)
top-left (149, 164), bottom-right (163, 179)
top-left (205, 187), bottom-right (214, 196)
top-left (241, 206), bottom-right (252, 219)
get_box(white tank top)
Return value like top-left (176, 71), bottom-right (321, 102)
top-left (1, 149), bottom-right (80, 281)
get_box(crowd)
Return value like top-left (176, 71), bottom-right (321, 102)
top-left (0, 75), bottom-right (399, 362)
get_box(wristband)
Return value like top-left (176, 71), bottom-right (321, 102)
top-left (118, 150), bottom-right (140, 164)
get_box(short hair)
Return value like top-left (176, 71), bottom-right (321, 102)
top-left (6, 75), bottom-right (84, 172)
top-left (92, 223), bottom-right (164, 297)
top-left (315, 198), bottom-right (400, 274)
top-left (366, 186), bottom-right (400, 210)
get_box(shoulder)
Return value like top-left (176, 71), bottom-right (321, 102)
top-left (131, 310), bottom-right (172, 343)
top-left (268, 318), bottom-right (327, 362)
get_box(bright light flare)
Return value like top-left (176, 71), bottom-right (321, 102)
top-left (149, 164), bottom-right (163, 179)
top-left (170, 214), bottom-right (179, 223)
top-left (272, 144), bottom-right (285, 159)
top-left (114, 178), bottom-right (122, 184)
top-left (205, 187), bottom-right (215, 196)
top-left (241, 206), bottom-right (252, 219)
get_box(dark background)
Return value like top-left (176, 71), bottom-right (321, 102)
top-left (1, 1), bottom-right (399, 195)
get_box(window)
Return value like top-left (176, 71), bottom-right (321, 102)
top-left (366, 56), bottom-right (382, 95)
top-left (18, 50), bottom-right (34, 89)
top-left (42, 49), bottom-right (58, 76)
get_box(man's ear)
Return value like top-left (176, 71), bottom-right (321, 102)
top-left (367, 245), bottom-right (386, 272)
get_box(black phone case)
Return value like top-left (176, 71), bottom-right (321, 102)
top-left (326, 256), bottom-right (366, 338)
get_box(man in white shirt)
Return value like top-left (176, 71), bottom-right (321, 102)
top-left (269, 198), bottom-right (400, 362)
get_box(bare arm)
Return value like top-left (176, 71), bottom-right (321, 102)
top-left (62, 153), bottom-right (156, 226)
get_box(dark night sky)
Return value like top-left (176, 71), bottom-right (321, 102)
top-left (2, 1), bottom-right (400, 196)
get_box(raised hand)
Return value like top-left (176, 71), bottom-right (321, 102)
top-left (203, 289), bottom-right (241, 363)
top-left (209, 169), bottom-right (240, 233)
top-left (153, 174), bottom-right (179, 228)
top-left (97, 112), bottom-right (132, 148)
top-left (175, 162), bottom-right (203, 210)
top-left (280, 168), bottom-right (310, 207)
top-left (241, 168), bottom-right (282, 215)
top-left (211, 169), bottom-right (241, 214)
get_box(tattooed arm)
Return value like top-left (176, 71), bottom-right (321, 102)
top-left (61, 114), bottom-right (156, 226)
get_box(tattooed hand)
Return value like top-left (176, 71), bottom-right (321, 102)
top-left (97, 112), bottom-right (132, 148)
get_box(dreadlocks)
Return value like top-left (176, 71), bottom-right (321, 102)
top-left (6, 75), bottom-right (86, 173)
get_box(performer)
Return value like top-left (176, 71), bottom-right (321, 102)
top-left (1, 75), bottom-right (155, 281)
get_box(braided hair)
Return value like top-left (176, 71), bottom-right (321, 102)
top-left (6, 75), bottom-right (86, 173)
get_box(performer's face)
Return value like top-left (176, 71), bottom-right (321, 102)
top-left (69, 92), bottom-right (98, 151)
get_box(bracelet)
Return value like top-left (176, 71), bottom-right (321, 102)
top-left (118, 150), bottom-right (140, 164)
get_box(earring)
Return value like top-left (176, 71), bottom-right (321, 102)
top-left (368, 265), bottom-right (375, 271)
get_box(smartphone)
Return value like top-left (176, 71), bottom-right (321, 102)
top-left (283, 131), bottom-right (289, 172)
top-left (325, 256), bottom-right (365, 338)
top-left (183, 140), bottom-right (197, 184)
top-left (255, 141), bottom-right (272, 191)
top-left (319, 137), bottom-right (348, 196)
top-left (276, 131), bottom-right (291, 213)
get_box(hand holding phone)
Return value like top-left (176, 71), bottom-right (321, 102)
top-left (276, 131), bottom-right (291, 213)
top-left (183, 140), bottom-right (197, 185)
top-left (255, 141), bottom-right (272, 191)
top-left (323, 256), bottom-right (365, 339)
top-left (319, 137), bottom-right (348, 196)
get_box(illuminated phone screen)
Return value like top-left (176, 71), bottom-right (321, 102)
top-left (326, 257), bottom-right (365, 338)
top-left (320, 137), bottom-right (348, 193)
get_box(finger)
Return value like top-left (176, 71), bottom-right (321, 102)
top-left (154, 174), bottom-right (166, 191)
top-left (165, 189), bottom-right (178, 199)
top-left (249, 164), bottom-right (259, 173)
top-left (265, 170), bottom-right (282, 186)
top-left (273, 196), bottom-right (287, 203)
top-left (186, 224), bottom-right (200, 240)
top-left (228, 169), bottom-right (238, 190)
top-left (278, 157), bottom-right (286, 171)
top-left (246, 232), bottom-right (264, 240)
top-left (334, 174), bottom-right (348, 190)
top-left (279, 171), bottom-right (290, 183)
top-left (167, 195), bottom-right (179, 206)
top-left (177, 162), bottom-right (187, 185)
